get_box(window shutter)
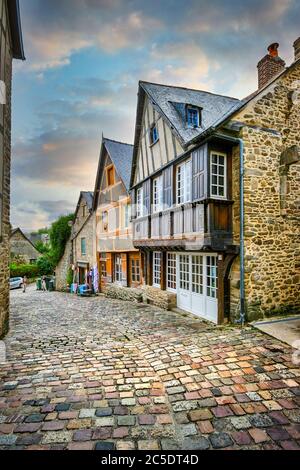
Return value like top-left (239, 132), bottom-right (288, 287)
top-left (143, 180), bottom-right (151, 216)
top-left (192, 146), bottom-right (207, 200)
top-left (163, 166), bottom-right (173, 209)
top-left (130, 189), bottom-right (136, 219)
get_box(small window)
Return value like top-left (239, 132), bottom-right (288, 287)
top-left (115, 255), bottom-right (122, 282)
top-left (136, 187), bottom-right (143, 218)
top-left (153, 252), bottom-right (161, 287)
top-left (150, 123), bottom-right (159, 145)
top-left (210, 152), bottom-right (227, 199)
top-left (82, 205), bottom-right (86, 217)
top-left (107, 166), bottom-right (114, 186)
top-left (167, 253), bottom-right (177, 291)
top-left (81, 238), bottom-right (86, 256)
top-left (187, 106), bottom-right (200, 128)
top-left (102, 211), bottom-right (108, 232)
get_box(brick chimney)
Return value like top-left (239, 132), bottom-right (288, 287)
top-left (293, 37), bottom-right (300, 62)
top-left (257, 43), bottom-right (286, 89)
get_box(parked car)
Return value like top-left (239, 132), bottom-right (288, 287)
top-left (10, 277), bottom-right (23, 290)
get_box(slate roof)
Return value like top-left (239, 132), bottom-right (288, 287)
top-left (140, 81), bottom-right (241, 146)
top-left (103, 138), bottom-right (134, 191)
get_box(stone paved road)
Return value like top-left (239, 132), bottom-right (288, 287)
top-left (0, 286), bottom-right (299, 450)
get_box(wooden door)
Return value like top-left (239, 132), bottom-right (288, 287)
top-left (128, 253), bottom-right (142, 288)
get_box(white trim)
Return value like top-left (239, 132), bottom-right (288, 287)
top-left (210, 151), bottom-right (227, 200)
top-left (166, 252), bottom-right (177, 292)
top-left (153, 175), bottom-right (163, 213)
top-left (153, 251), bottom-right (161, 288)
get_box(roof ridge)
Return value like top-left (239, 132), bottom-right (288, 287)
top-left (140, 80), bottom-right (240, 101)
top-left (103, 137), bottom-right (133, 147)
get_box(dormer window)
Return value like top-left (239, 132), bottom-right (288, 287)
top-left (150, 123), bottom-right (159, 145)
top-left (187, 106), bottom-right (200, 128)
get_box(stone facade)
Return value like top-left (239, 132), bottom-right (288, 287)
top-left (73, 213), bottom-right (96, 271)
top-left (228, 60), bottom-right (300, 321)
top-left (10, 229), bottom-right (40, 264)
top-left (0, 3), bottom-right (15, 338)
top-left (142, 286), bottom-right (177, 310)
top-left (55, 236), bottom-right (72, 291)
top-left (105, 284), bottom-right (143, 302)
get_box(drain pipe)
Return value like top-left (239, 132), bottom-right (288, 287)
top-left (214, 133), bottom-right (245, 326)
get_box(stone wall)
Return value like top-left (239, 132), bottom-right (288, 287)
top-left (104, 284), bottom-right (143, 302)
top-left (0, 17), bottom-right (13, 339)
top-left (142, 285), bottom-right (177, 310)
top-left (55, 237), bottom-right (72, 291)
top-left (10, 231), bottom-right (40, 263)
top-left (228, 61), bottom-right (300, 321)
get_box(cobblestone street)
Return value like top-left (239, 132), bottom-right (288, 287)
top-left (0, 286), bottom-right (299, 450)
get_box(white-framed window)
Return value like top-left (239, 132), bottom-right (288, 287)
top-left (176, 159), bottom-right (191, 205)
top-left (115, 255), bottom-right (122, 283)
top-left (167, 253), bottom-right (177, 291)
top-left (192, 255), bottom-right (203, 294)
top-left (179, 254), bottom-right (190, 290)
top-left (210, 152), bottom-right (227, 199)
top-left (136, 187), bottom-right (143, 218)
top-left (187, 106), bottom-right (200, 127)
top-left (81, 238), bottom-right (86, 256)
top-left (206, 255), bottom-right (218, 298)
top-left (153, 252), bottom-right (161, 287)
top-left (153, 175), bottom-right (163, 213)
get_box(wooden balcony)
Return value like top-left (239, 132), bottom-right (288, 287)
top-left (133, 200), bottom-right (233, 251)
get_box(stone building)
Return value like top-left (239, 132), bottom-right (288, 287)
top-left (71, 191), bottom-right (96, 286)
top-left (0, 0), bottom-right (25, 338)
top-left (55, 236), bottom-right (72, 291)
top-left (93, 137), bottom-right (142, 295)
top-left (10, 228), bottom-right (40, 264)
top-left (130, 39), bottom-right (300, 323)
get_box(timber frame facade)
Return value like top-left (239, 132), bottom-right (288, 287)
top-left (130, 82), bottom-right (240, 324)
top-left (93, 138), bottom-right (142, 292)
top-left (130, 44), bottom-right (300, 324)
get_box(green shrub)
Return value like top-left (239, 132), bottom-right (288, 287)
top-left (66, 267), bottom-right (74, 286)
top-left (36, 256), bottom-right (54, 275)
top-left (10, 264), bottom-right (40, 278)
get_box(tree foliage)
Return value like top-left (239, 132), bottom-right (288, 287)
top-left (36, 256), bottom-right (54, 276)
top-left (49, 213), bottom-right (74, 265)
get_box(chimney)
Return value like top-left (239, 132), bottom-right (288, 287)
top-left (293, 37), bottom-right (300, 62)
top-left (257, 42), bottom-right (286, 89)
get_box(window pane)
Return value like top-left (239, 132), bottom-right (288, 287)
top-left (210, 153), bottom-right (226, 198)
top-left (153, 252), bottom-right (161, 287)
top-left (167, 253), bottom-right (177, 290)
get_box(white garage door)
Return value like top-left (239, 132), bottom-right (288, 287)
top-left (168, 253), bottom-right (218, 323)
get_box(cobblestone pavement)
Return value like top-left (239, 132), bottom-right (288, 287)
top-left (0, 285), bottom-right (299, 450)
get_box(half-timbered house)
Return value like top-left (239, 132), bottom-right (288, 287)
top-left (131, 39), bottom-right (300, 324)
top-left (93, 138), bottom-right (142, 292)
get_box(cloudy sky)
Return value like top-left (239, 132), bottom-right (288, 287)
top-left (11, 0), bottom-right (300, 231)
